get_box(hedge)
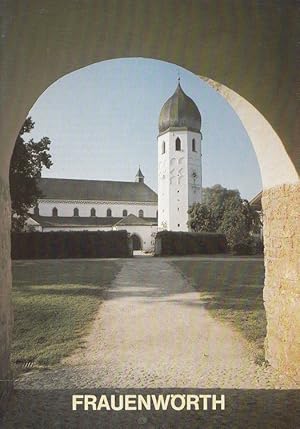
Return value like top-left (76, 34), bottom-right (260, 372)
top-left (154, 231), bottom-right (227, 256)
top-left (11, 230), bottom-right (132, 259)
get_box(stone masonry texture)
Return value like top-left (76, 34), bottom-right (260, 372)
top-left (0, 179), bottom-right (13, 411)
top-left (262, 183), bottom-right (300, 382)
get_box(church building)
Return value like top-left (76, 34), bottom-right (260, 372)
top-left (28, 169), bottom-right (158, 251)
top-left (27, 80), bottom-right (203, 250)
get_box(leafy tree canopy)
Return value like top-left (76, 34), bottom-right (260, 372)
top-left (10, 117), bottom-right (52, 231)
top-left (202, 185), bottom-right (241, 224)
top-left (187, 204), bottom-right (217, 233)
top-left (188, 185), bottom-right (261, 251)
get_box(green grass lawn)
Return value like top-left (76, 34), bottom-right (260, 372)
top-left (171, 258), bottom-right (266, 363)
top-left (12, 259), bottom-right (122, 371)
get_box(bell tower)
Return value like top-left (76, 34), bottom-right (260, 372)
top-left (157, 79), bottom-right (202, 231)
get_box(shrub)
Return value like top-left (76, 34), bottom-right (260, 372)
top-left (155, 231), bottom-right (227, 256)
top-left (11, 230), bottom-right (132, 259)
top-left (232, 236), bottom-right (264, 255)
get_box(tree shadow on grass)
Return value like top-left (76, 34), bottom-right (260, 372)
top-left (171, 260), bottom-right (265, 312)
top-left (11, 260), bottom-right (124, 368)
top-left (13, 259), bottom-right (124, 298)
top-left (171, 260), bottom-right (266, 359)
top-left (11, 258), bottom-right (267, 366)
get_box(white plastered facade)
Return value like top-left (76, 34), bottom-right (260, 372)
top-left (158, 129), bottom-right (202, 231)
top-left (29, 200), bottom-right (157, 218)
top-left (27, 198), bottom-right (158, 251)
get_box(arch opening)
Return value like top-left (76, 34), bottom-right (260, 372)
top-left (1, 54), bottom-right (299, 395)
top-left (131, 233), bottom-right (142, 251)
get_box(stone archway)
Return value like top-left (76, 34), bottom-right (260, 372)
top-left (0, 1), bottom-right (299, 401)
top-left (201, 78), bottom-right (299, 378)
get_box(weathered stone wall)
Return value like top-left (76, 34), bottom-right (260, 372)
top-left (0, 179), bottom-right (13, 409)
top-left (262, 184), bottom-right (300, 382)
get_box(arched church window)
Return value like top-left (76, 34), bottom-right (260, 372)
top-left (175, 137), bottom-right (181, 151)
top-left (34, 205), bottom-right (39, 216)
top-left (73, 207), bottom-right (79, 217)
top-left (192, 138), bottom-right (196, 152)
top-left (91, 208), bottom-right (96, 217)
top-left (107, 208), bottom-right (112, 217)
top-left (156, 210), bottom-right (158, 219)
top-left (123, 209), bottom-right (128, 217)
top-left (162, 141), bottom-right (165, 154)
top-left (52, 207), bottom-right (58, 217)
top-left (138, 209), bottom-right (144, 218)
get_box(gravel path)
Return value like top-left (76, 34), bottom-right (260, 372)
top-left (4, 258), bottom-right (299, 428)
top-left (14, 258), bottom-right (296, 390)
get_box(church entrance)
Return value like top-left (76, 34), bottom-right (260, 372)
top-left (132, 234), bottom-right (142, 251)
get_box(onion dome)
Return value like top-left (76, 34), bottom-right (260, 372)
top-left (158, 81), bottom-right (201, 134)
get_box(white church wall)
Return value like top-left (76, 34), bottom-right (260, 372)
top-left (113, 224), bottom-right (157, 252)
top-left (42, 226), bottom-right (112, 232)
top-left (158, 130), bottom-right (202, 232)
top-left (187, 131), bottom-right (202, 207)
top-left (30, 200), bottom-right (158, 218)
top-left (158, 132), bottom-right (171, 231)
top-left (158, 133), bottom-right (170, 230)
top-left (169, 130), bottom-right (189, 231)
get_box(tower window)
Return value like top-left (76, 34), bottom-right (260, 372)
top-left (138, 209), bottom-right (144, 218)
top-left (52, 207), bottom-right (58, 217)
top-left (34, 205), bottom-right (39, 216)
top-left (192, 138), bottom-right (196, 152)
top-left (90, 208), bottom-right (96, 217)
top-left (162, 141), bottom-right (165, 154)
top-left (73, 207), bottom-right (79, 216)
top-left (123, 209), bottom-right (128, 217)
top-left (107, 208), bottom-right (112, 217)
top-left (175, 137), bottom-right (181, 151)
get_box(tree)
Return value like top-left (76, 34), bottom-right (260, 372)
top-left (188, 204), bottom-right (217, 232)
top-left (188, 185), bottom-right (261, 252)
top-left (202, 184), bottom-right (241, 225)
top-left (10, 117), bottom-right (52, 231)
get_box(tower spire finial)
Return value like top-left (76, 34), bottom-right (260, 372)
top-left (135, 166), bottom-right (144, 183)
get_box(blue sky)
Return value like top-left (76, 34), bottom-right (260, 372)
top-left (28, 58), bottom-right (262, 200)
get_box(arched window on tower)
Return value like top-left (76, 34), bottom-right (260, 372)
top-left (123, 209), bottom-right (128, 217)
top-left (107, 208), bottom-right (112, 217)
top-left (73, 207), bottom-right (79, 217)
top-left (90, 208), bottom-right (96, 217)
top-left (34, 205), bottom-right (39, 216)
top-left (175, 137), bottom-right (181, 151)
top-left (138, 209), bottom-right (144, 218)
top-left (52, 207), bottom-right (58, 217)
top-left (162, 141), bottom-right (165, 154)
top-left (192, 138), bottom-right (196, 152)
